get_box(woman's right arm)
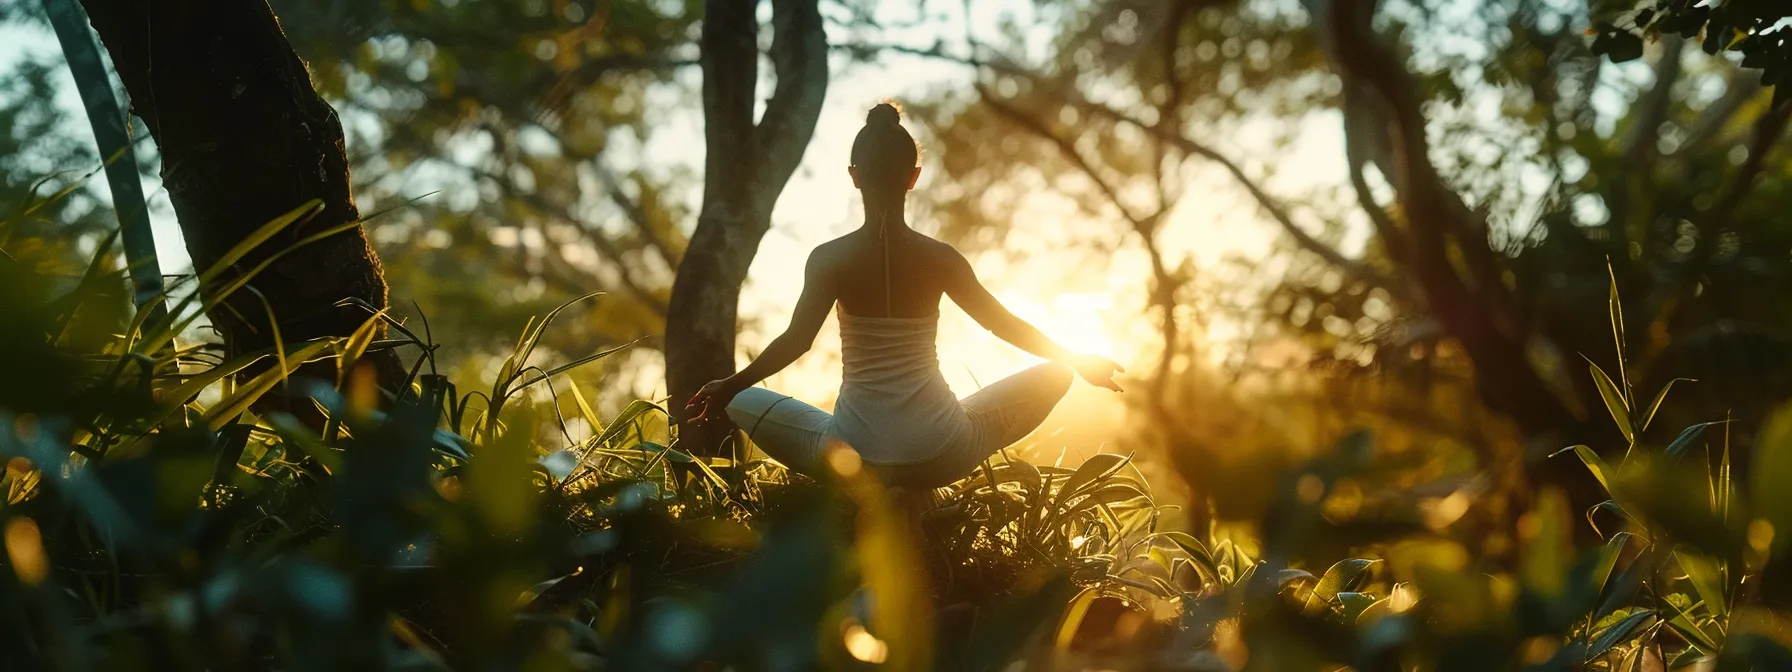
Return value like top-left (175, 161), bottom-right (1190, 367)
top-left (942, 250), bottom-right (1124, 391)
top-left (687, 250), bottom-right (838, 422)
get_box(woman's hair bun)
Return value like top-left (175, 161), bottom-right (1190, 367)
top-left (866, 102), bottom-right (901, 127)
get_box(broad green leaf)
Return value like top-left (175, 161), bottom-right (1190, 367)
top-left (1159, 531), bottom-right (1216, 578)
top-left (1553, 445), bottom-right (1616, 495)
top-left (1639, 378), bottom-right (1694, 433)
top-left (1303, 558), bottom-right (1378, 617)
top-left (1054, 587), bottom-right (1102, 650)
top-left (1337, 592), bottom-right (1377, 622)
top-left (1587, 359), bottom-right (1633, 443)
top-left (1591, 531), bottom-right (1637, 595)
top-left (1676, 550), bottom-right (1728, 620)
top-left (1662, 594), bottom-right (1721, 654)
top-left (1357, 597), bottom-right (1392, 624)
top-left (1051, 453), bottom-right (1131, 516)
top-left (1586, 609), bottom-right (1655, 658)
top-left (1665, 422), bottom-right (1724, 461)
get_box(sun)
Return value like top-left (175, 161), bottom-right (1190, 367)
top-left (995, 291), bottom-right (1119, 359)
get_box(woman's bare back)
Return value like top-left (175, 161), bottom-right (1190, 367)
top-left (817, 227), bottom-right (958, 319)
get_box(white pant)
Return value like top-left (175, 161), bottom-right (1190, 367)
top-left (726, 362), bottom-right (1073, 488)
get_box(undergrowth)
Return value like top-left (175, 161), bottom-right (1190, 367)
top-left (3, 194), bottom-right (1792, 670)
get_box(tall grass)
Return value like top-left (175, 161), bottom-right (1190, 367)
top-left (0, 195), bottom-right (1180, 670)
top-left (7, 175), bottom-right (1792, 669)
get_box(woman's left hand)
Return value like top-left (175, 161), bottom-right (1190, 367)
top-left (685, 379), bottom-right (740, 424)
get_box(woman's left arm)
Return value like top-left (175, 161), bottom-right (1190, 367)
top-left (687, 252), bottom-right (837, 423)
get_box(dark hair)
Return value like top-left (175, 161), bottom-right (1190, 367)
top-left (850, 102), bottom-right (919, 193)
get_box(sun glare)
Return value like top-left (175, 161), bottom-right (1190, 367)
top-left (997, 291), bottom-right (1119, 358)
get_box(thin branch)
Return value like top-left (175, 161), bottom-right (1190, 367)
top-left (596, 166), bottom-right (682, 269)
top-left (977, 86), bottom-right (1153, 229)
top-left (479, 168), bottom-right (671, 317)
top-left (750, 0), bottom-right (830, 219)
top-left (1072, 97), bottom-right (1394, 289)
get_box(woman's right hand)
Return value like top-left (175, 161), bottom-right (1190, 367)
top-left (686, 379), bottom-right (740, 424)
top-left (1068, 354), bottom-right (1126, 392)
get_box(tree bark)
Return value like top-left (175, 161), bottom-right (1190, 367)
top-left (78, 0), bottom-right (397, 396)
top-left (665, 0), bottom-right (828, 454)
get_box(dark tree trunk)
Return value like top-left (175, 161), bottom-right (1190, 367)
top-left (78, 0), bottom-right (397, 397)
top-left (665, 0), bottom-right (828, 454)
top-left (1317, 0), bottom-right (1603, 524)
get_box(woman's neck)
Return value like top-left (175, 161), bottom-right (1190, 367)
top-left (860, 193), bottom-right (907, 231)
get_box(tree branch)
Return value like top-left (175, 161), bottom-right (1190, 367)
top-left (1070, 97), bottom-right (1395, 290)
top-left (479, 168), bottom-right (670, 317)
top-left (596, 166), bottom-right (682, 269)
top-left (750, 0), bottom-right (830, 220)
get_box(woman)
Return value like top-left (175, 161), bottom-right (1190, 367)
top-left (686, 103), bottom-right (1124, 489)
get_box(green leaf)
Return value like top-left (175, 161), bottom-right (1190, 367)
top-left (1607, 261), bottom-right (1630, 391)
top-left (1586, 609), bottom-right (1655, 658)
top-left (1337, 592), bottom-right (1377, 622)
top-left (515, 339), bottom-right (643, 392)
top-left (1302, 558), bottom-right (1378, 617)
top-left (1587, 359), bottom-right (1634, 443)
top-left (1638, 378), bottom-right (1693, 433)
top-left (597, 400), bottom-right (667, 448)
top-left (1665, 422), bottom-right (1725, 461)
top-left (566, 380), bottom-right (605, 440)
top-left (1356, 597), bottom-right (1392, 624)
top-left (201, 340), bottom-right (336, 430)
top-left (1676, 549), bottom-right (1728, 620)
top-left (1158, 531), bottom-right (1216, 579)
top-left (1663, 593), bottom-right (1721, 654)
top-left (1591, 531), bottom-right (1638, 595)
top-left (1554, 444), bottom-right (1616, 494)
top-left (1052, 453), bottom-right (1131, 513)
top-left (336, 310), bottom-right (387, 386)
top-left (512, 292), bottom-right (604, 376)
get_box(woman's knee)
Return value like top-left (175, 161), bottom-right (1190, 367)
top-left (724, 387), bottom-right (782, 427)
top-left (1040, 362), bottom-right (1073, 396)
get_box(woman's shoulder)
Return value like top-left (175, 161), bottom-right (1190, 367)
top-left (913, 233), bottom-right (967, 264)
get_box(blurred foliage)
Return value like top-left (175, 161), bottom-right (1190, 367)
top-left (1590, 0), bottom-right (1791, 94)
top-left (5, 0), bottom-right (1792, 669)
top-left (0, 195), bottom-right (1196, 670)
top-left (913, 0), bottom-right (1792, 541)
top-left (8, 181), bottom-right (1792, 671)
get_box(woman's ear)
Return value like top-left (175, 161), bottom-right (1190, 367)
top-left (849, 166), bottom-right (862, 189)
top-left (906, 165), bottom-right (922, 190)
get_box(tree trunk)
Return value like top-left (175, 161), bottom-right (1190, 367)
top-left (665, 0), bottom-right (828, 454)
top-left (78, 0), bottom-right (398, 398)
top-left (1316, 0), bottom-right (1604, 523)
